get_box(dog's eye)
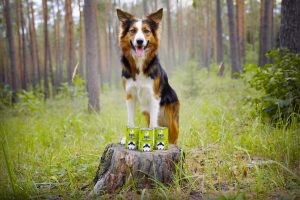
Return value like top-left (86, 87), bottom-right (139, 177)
top-left (130, 29), bottom-right (136, 34)
top-left (143, 29), bottom-right (150, 34)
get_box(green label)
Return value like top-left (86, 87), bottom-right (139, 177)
top-left (154, 127), bottom-right (168, 150)
top-left (139, 129), bottom-right (154, 152)
top-left (126, 127), bottom-right (139, 150)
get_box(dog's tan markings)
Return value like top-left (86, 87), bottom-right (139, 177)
top-left (126, 93), bottom-right (133, 100)
top-left (158, 101), bottom-right (180, 144)
top-left (143, 111), bottom-right (150, 128)
top-left (122, 79), bottom-right (126, 89)
top-left (153, 75), bottom-right (160, 99)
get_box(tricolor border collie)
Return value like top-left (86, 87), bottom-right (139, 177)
top-left (117, 8), bottom-right (179, 144)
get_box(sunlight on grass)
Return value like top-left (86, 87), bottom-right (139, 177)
top-left (0, 66), bottom-right (299, 199)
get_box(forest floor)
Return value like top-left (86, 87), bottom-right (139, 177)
top-left (0, 66), bottom-right (299, 199)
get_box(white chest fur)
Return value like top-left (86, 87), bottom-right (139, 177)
top-left (124, 57), bottom-right (160, 127)
top-left (125, 74), bottom-right (156, 112)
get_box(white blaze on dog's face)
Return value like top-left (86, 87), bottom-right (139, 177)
top-left (131, 20), bottom-right (148, 57)
top-left (117, 8), bottom-right (163, 58)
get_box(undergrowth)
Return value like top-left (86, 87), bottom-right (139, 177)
top-left (0, 65), bottom-right (299, 199)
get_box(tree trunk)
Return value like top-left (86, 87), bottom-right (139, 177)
top-left (0, 39), bottom-right (5, 84)
top-left (258, 0), bottom-right (273, 66)
top-left (236, 0), bottom-right (246, 65)
top-left (93, 144), bottom-right (183, 195)
top-left (166, 0), bottom-right (175, 68)
top-left (16, 0), bottom-right (23, 89)
top-left (54, 0), bottom-right (63, 88)
top-left (279, 0), bottom-right (300, 53)
top-left (78, 0), bottom-right (85, 79)
top-left (177, 0), bottom-right (184, 65)
top-left (249, 0), bottom-right (256, 51)
top-left (226, 0), bottom-right (241, 78)
top-left (29, 1), bottom-right (41, 87)
top-left (65, 0), bottom-right (75, 86)
top-left (42, 0), bottom-right (49, 100)
top-left (3, 0), bottom-right (19, 103)
top-left (106, 2), bottom-right (112, 87)
top-left (48, 34), bottom-right (55, 96)
top-left (20, 0), bottom-right (28, 90)
top-left (95, 7), bottom-right (104, 88)
top-left (26, 0), bottom-right (36, 89)
top-left (216, 0), bottom-right (224, 64)
top-left (84, 0), bottom-right (100, 112)
top-left (143, 0), bottom-right (148, 14)
top-left (205, 1), bottom-right (211, 71)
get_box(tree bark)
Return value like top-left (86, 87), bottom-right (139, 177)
top-left (78, 0), bottom-right (85, 79)
top-left (3, 0), bottom-right (19, 103)
top-left (65, 0), bottom-right (75, 86)
top-left (0, 38), bottom-right (5, 84)
top-left (105, 2), bottom-right (112, 87)
top-left (279, 0), bottom-right (300, 53)
top-left (216, 0), bottom-right (224, 64)
top-left (42, 0), bottom-right (49, 100)
top-left (16, 0), bottom-right (23, 89)
top-left (20, 0), bottom-right (28, 90)
top-left (236, 0), bottom-right (246, 65)
top-left (177, 0), bottom-right (184, 65)
top-left (29, 1), bottom-right (41, 87)
top-left (258, 0), bottom-right (273, 66)
top-left (84, 0), bottom-right (100, 112)
top-left (226, 0), bottom-right (241, 78)
top-left (54, 0), bottom-right (63, 88)
top-left (48, 32), bottom-right (55, 96)
top-left (166, 0), bottom-right (175, 68)
top-left (143, 0), bottom-right (148, 14)
top-left (95, 7), bottom-right (104, 88)
top-left (205, 1), bottom-right (211, 71)
top-left (249, 0), bottom-right (256, 51)
top-left (93, 144), bottom-right (183, 195)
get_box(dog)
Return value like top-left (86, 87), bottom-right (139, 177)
top-left (117, 8), bottom-right (180, 144)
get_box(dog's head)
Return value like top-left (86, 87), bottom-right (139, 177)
top-left (116, 8), bottom-right (163, 58)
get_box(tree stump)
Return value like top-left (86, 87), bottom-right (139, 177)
top-left (93, 143), bottom-right (184, 195)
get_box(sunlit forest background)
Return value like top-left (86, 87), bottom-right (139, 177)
top-left (0, 0), bottom-right (299, 199)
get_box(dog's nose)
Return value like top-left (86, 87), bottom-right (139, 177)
top-left (136, 39), bottom-right (144, 45)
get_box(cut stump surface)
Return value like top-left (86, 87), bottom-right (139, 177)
top-left (93, 143), bottom-right (183, 195)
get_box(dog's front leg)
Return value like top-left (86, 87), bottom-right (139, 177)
top-left (126, 97), bottom-right (136, 126)
top-left (149, 97), bottom-right (160, 128)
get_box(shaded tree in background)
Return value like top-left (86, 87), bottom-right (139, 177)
top-left (54, 0), bottom-right (63, 89)
top-left (16, 0), bottom-right (22, 88)
top-left (78, 0), bottom-right (85, 79)
top-left (279, 0), bottom-right (300, 53)
top-left (258, 0), bottom-right (274, 66)
top-left (236, 0), bottom-right (246, 65)
top-left (226, 0), bottom-right (240, 78)
top-left (203, 0), bottom-right (212, 71)
top-left (0, 0), bottom-right (284, 105)
top-left (28, 1), bottom-right (41, 87)
top-left (216, 0), bottom-right (223, 65)
top-left (177, 0), bottom-right (184, 65)
top-left (166, 0), bottom-right (175, 68)
top-left (65, 0), bottom-right (75, 86)
top-left (42, 0), bottom-right (49, 99)
top-left (3, 0), bottom-right (19, 103)
top-left (84, 0), bottom-right (100, 112)
top-left (19, 0), bottom-right (27, 90)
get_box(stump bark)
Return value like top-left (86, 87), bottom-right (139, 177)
top-left (93, 143), bottom-right (183, 195)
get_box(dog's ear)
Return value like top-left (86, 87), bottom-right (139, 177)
top-left (116, 9), bottom-right (134, 23)
top-left (146, 8), bottom-right (163, 24)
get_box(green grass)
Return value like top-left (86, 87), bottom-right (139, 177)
top-left (0, 67), bottom-right (299, 199)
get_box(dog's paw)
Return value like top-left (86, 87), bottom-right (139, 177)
top-left (120, 137), bottom-right (126, 145)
